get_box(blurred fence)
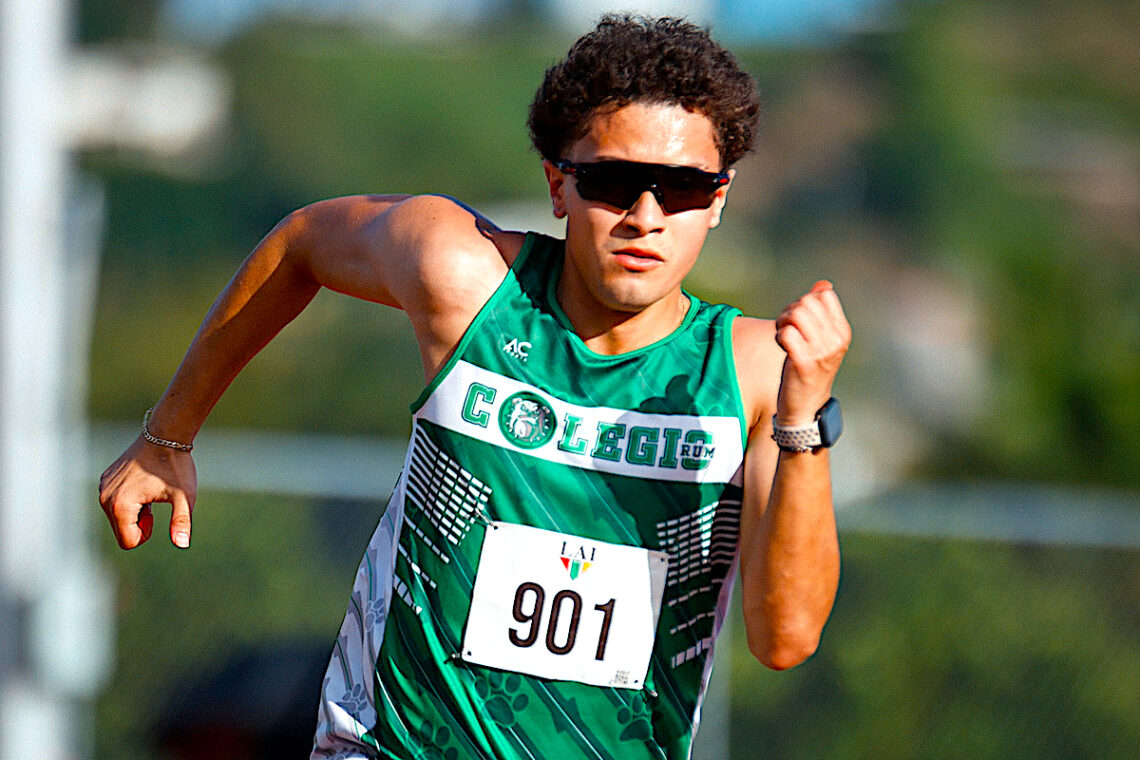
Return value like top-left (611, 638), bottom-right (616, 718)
top-left (87, 425), bottom-right (1140, 760)
top-left (722, 489), bottom-right (1140, 760)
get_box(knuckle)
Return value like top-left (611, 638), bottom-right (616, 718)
top-left (790, 354), bottom-right (814, 373)
top-left (111, 498), bottom-right (140, 522)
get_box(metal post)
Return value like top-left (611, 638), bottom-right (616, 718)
top-left (0, 0), bottom-right (83, 756)
top-left (1, 1), bottom-right (116, 757)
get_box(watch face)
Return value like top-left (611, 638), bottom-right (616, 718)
top-left (818, 397), bottom-right (843, 447)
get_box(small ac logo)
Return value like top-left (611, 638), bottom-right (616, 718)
top-left (502, 338), bottom-right (531, 362)
top-left (559, 541), bottom-right (596, 580)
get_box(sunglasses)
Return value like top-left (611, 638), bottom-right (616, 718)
top-left (555, 159), bottom-right (730, 214)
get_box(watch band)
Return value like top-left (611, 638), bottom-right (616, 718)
top-left (770, 417), bottom-right (823, 453)
top-left (771, 397), bottom-right (842, 453)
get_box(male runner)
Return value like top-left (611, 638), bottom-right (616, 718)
top-left (100, 15), bottom-right (850, 759)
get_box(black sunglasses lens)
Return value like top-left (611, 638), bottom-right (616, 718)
top-left (573, 165), bottom-right (642, 209)
top-left (660, 176), bottom-right (717, 212)
top-left (571, 162), bottom-right (722, 213)
top-left (662, 167), bottom-right (730, 212)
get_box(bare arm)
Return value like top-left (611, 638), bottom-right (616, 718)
top-left (99, 193), bottom-right (514, 550)
top-left (735, 282), bottom-right (851, 670)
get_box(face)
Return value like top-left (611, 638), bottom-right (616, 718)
top-left (544, 101), bottom-right (733, 320)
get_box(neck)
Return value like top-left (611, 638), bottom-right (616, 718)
top-left (556, 275), bottom-right (691, 355)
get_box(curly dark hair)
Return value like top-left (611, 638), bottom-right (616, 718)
top-left (528, 15), bottom-right (761, 169)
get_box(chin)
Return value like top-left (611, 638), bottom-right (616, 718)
top-left (598, 283), bottom-right (667, 313)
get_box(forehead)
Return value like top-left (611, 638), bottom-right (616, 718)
top-left (566, 101), bottom-right (721, 172)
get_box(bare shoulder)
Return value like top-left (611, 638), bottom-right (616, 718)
top-left (362, 194), bottom-right (527, 376)
top-left (283, 194), bottom-right (528, 378)
top-left (732, 315), bottom-right (784, 433)
top-left (378, 194), bottom-right (524, 304)
top-left (287, 193), bottom-right (523, 307)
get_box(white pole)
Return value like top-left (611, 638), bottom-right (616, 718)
top-left (0, 0), bottom-right (82, 756)
top-left (2, 0), bottom-right (227, 750)
top-left (0, 0), bottom-right (69, 596)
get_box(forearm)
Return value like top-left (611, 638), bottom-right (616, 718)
top-left (144, 218), bottom-right (322, 443)
top-left (741, 448), bottom-right (840, 669)
top-left (100, 194), bottom-right (437, 550)
top-left (143, 194), bottom-right (425, 442)
top-left (94, 241), bottom-right (315, 551)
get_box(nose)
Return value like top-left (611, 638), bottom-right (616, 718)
top-left (622, 189), bottom-right (666, 234)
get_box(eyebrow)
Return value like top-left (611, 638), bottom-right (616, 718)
top-left (572, 156), bottom-right (720, 171)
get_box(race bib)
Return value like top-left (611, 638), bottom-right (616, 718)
top-left (461, 522), bottom-right (669, 689)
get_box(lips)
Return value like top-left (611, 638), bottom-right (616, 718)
top-left (612, 247), bottom-right (664, 272)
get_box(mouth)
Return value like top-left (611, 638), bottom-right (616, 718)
top-left (611, 247), bottom-right (664, 272)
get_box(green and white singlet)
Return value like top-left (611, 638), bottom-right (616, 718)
top-left (313, 232), bottom-right (747, 760)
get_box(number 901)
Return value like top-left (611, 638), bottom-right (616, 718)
top-left (509, 582), bottom-right (615, 660)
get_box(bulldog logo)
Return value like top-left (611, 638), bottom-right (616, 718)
top-left (498, 391), bottom-right (556, 449)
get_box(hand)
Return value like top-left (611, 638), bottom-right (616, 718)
top-left (99, 437), bottom-right (198, 550)
top-left (774, 280), bottom-right (852, 425)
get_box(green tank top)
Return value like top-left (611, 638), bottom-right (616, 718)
top-left (313, 232), bottom-right (747, 760)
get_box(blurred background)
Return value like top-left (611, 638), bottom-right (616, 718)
top-left (1, 0), bottom-right (1138, 758)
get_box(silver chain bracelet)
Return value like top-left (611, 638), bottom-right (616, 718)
top-left (142, 408), bottom-right (194, 452)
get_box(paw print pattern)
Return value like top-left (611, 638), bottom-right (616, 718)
top-left (340, 683), bottom-right (370, 715)
top-left (474, 671), bottom-right (530, 728)
top-left (419, 720), bottom-right (459, 760)
top-left (363, 597), bottom-right (386, 629)
top-left (617, 693), bottom-right (653, 742)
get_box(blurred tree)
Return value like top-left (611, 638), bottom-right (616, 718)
top-left (727, 534), bottom-right (1140, 760)
top-left (75, 0), bottom-right (160, 43)
top-left (847, 0), bottom-right (1140, 488)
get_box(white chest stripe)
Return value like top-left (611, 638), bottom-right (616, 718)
top-left (415, 361), bottom-right (744, 483)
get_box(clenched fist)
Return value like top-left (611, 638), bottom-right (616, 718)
top-left (774, 280), bottom-right (852, 426)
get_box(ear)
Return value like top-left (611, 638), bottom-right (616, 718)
top-left (707, 168), bottom-right (735, 229)
top-left (543, 160), bottom-right (569, 219)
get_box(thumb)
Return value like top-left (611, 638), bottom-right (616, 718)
top-left (170, 491), bottom-right (194, 549)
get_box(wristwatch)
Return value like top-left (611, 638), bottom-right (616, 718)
top-left (771, 397), bottom-right (843, 453)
